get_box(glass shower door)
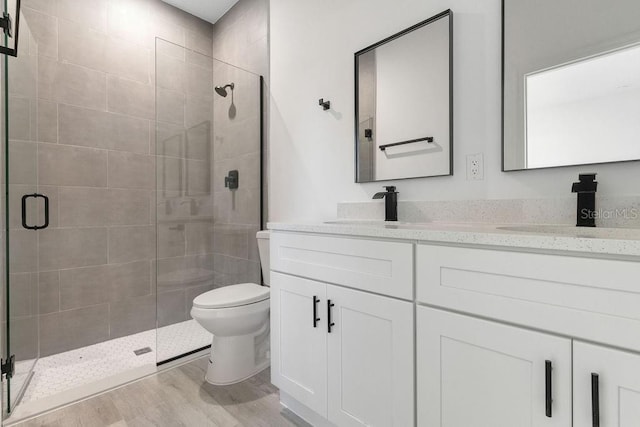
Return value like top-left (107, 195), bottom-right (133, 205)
top-left (155, 39), bottom-right (264, 365)
top-left (2, 9), bottom-right (40, 414)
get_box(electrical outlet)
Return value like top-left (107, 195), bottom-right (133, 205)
top-left (466, 153), bottom-right (484, 180)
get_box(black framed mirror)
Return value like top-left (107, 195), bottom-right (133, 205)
top-left (354, 9), bottom-right (453, 183)
top-left (0, 0), bottom-right (20, 57)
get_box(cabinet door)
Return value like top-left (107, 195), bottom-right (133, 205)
top-left (574, 341), bottom-right (640, 426)
top-left (417, 306), bottom-right (571, 427)
top-left (270, 272), bottom-right (328, 416)
top-left (327, 285), bottom-right (414, 427)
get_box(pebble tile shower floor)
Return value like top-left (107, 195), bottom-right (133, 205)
top-left (21, 320), bottom-right (212, 403)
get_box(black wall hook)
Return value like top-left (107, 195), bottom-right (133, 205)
top-left (318, 98), bottom-right (330, 110)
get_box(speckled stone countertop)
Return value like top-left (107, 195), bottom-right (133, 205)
top-left (268, 220), bottom-right (640, 259)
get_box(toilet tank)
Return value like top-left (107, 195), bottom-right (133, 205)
top-left (256, 230), bottom-right (270, 286)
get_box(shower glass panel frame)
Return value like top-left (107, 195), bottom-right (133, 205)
top-left (155, 38), bottom-right (264, 366)
top-left (2, 5), bottom-right (39, 414)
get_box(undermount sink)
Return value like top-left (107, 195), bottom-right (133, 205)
top-left (498, 225), bottom-right (640, 239)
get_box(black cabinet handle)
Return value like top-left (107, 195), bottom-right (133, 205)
top-left (312, 296), bottom-right (320, 328)
top-left (591, 373), bottom-right (600, 427)
top-left (327, 300), bottom-right (335, 333)
top-left (545, 360), bottom-right (553, 417)
top-left (21, 193), bottom-right (49, 230)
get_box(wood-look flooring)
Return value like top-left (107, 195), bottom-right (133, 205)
top-left (14, 357), bottom-right (309, 427)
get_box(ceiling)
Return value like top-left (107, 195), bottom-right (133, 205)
top-left (161, 0), bottom-right (239, 24)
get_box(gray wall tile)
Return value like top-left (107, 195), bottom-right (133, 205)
top-left (9, 141), bottom-right (37, 185)
top-left (11, 317), bottom-right (39, 360)
top-left (109, 295), bottom-right (156, 339)
top-left (58, 187), bottom-right (110, 227)
top-left (59, 265), bottom-right (110, 310)
top-left (22, 7), bottom-right (58, 58)
top-left (108, 189), bottom-right (151, 225)
top-left (106, 37), bottom-right (151, 84)
top-left (22, 0), bottom-right (56, 15)
top-left (157, 290), bottom-right (186, 327)
top-left (157, 225), bottom-right (186, 259)
top-left (39, 59), bottom-right (107, 110)
top-left (108, 151), bottom-right (154, 189)
top-left (58, 20), bottom-right (108, 71)
top-left (185, 30), bottom-right (213, 56)
top-left (9, 97), bottom-right (33, 141)
top-left (37, 99), bottom-right (58, 143)
top-left (39, 304), bottom-right (110, 356)
top-left (57, 0), bottom-right (108, 32)
top-left (109, 261), bottom-right (152, 302)
top-left (156, 53), bottom-right (185, 92)
top-left (38, 143), bottom-right (108, 187)
top-left (185, 222), bottom-right (213, 255)
top-left (9, 230), bottom-right (37, 274)
top-left (108, 226), bottom-right (153, 264)
top-left (38, 271), bottom-right (60, 314)
top-left (58, 105), bottom-right (150, 154)
top-left (39, 228), bottom-right (108, 270)
top-left (9, 273), bottom-right (38, 318)
top-left (212, 224), bottom-right (248, 259)
top-left (107, 76), bottom-right (154, 120)
top-left (157, 88), bottom-right (185, 125)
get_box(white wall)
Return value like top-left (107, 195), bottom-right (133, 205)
top-left (269, 0), bottom-right (640, 222)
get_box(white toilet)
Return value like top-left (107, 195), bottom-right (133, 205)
top-left (191, 230), bottom-right (271, 385)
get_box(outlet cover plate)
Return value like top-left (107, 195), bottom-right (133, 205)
top-left (466, 153), bottom-right (484, 180)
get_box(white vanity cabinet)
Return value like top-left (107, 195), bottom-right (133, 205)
top-left (270, 272), bottom-right (328, 416)
top-left (573, 341), bottom-right (640, 426)
top-left (416, 243), bottom-right (640, 427)
top-left (269, 226), bottom-right (640, 427)
top-left (270, 232), bottom-right (415, 427)
top-left (417, 306), bottom-right (572, 427)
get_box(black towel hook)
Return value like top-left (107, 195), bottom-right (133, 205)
top-left (318, 98), bottom-right (330, 110)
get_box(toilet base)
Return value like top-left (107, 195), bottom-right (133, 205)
top-left (204, 324), bottom-right (270, 385)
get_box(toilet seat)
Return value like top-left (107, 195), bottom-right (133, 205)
top-left (193, 283), bottom-right (269, 309)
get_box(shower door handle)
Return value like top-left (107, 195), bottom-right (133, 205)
top-left (21, 193), bottom-right (49, 230)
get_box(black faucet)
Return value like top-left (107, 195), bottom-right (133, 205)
top-left (571, 173), bottom-right (598, 227)
top-left (372, 186), bottom-right (398, 221)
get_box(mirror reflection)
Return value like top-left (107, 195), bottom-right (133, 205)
top-left (355, 10), bottom-right (452, 182)
top-left (503, 0), bottom-right (640, 171)
top-left (525, 44), bottom-right (640, 169)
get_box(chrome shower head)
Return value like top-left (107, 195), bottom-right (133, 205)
top-left (214, 82), bottom-right (235, 97)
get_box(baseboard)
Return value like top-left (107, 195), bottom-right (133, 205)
top-left (279, 392), bottom-right (336, 427)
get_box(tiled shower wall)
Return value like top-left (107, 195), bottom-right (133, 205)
top-left (11, 0), bottom-right (214, 357)
top-left (210, 0), bottom-right (268, 288)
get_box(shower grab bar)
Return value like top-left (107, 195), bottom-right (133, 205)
top-left (379, 136), bottom-right (434, 151)
top-left (21, 193), bottom-right (49, 230)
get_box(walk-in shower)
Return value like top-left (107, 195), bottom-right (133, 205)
top-left (0, 2), bottom-right (265, 420)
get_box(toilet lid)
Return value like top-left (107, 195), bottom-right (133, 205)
top-left (193, 283), bottom-right (269, 309)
